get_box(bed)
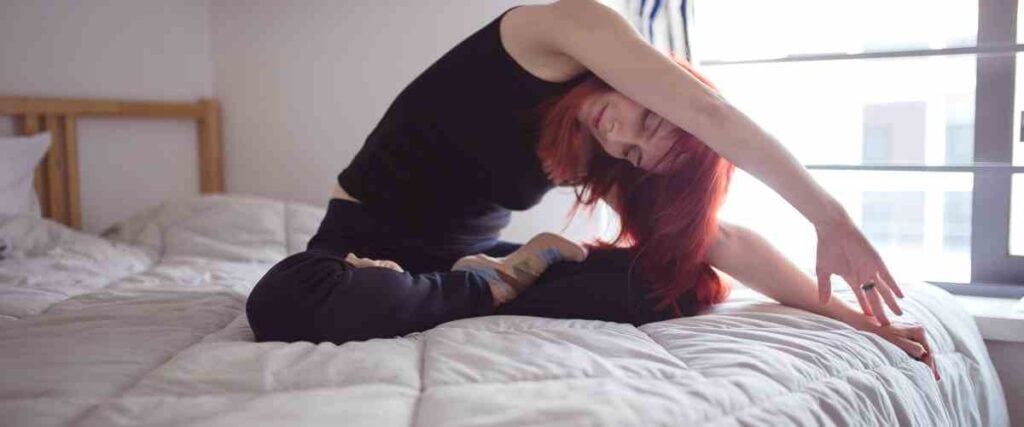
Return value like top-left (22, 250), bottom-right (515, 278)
top-left (0, 96), bottom-right (1010, 426)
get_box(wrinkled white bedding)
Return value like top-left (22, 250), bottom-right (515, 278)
top-left (0, 195), bottom-right (1008, 426)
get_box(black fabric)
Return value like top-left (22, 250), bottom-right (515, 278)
top-left (337, 6), bottom-right (592, 245)
top-left (307, 199), bottom-right (500, 274)
top-left (247, 199), bottom-right (671, 344)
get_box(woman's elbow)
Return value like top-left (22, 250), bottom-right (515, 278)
top-left (709, 222), bottom-right (754, 264)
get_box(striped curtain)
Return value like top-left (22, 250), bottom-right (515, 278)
top-left (620, 0), bottom-right (695, 63)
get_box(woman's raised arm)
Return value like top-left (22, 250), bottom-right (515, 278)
top-left (529, 0), bottom-right (904, 319)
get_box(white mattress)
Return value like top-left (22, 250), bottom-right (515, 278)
top-left (0, 195), bottom-right (1009, 426)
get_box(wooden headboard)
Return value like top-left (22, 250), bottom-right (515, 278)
top-left (0, 96), bottom-right (224, 229)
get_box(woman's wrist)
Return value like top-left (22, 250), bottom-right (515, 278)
top-left (817, 298), bottom-right (875, 331)
top-left (810, 197), bottom-right (851, 231)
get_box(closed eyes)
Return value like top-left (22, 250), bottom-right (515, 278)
top-left (643, 109), bottom-right (663, 139)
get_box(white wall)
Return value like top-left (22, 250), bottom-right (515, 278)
top-left (209, 0), bottom-right (615, 243)
top-left (987, 340), bottom-right (1024, 426)
top-left (0, 0), bottom-right (213, 232)
top-left (0, 0), bottom-right (615, 240)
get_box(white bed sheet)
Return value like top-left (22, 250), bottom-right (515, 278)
top-left (0, 195), bottom-right (1009, 426)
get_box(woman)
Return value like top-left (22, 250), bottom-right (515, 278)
top-left (246, 1), bottom-right (938, 379)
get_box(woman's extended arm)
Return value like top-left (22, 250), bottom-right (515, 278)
top-left (708, 223), bottom-right (862, 326)
top-left (534, 0), bottom-right (903, 319)
top-left (707, 222), bottom-right (939, 380)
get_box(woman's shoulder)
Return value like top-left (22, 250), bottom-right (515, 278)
top-left (499, 2), bottom-right (594, 84)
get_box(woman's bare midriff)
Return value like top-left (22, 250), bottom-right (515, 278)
top-left (331, 182), bottom-right (362, 204)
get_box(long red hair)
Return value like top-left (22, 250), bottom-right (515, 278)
top-left (535, 57), bottom-right (735, 316)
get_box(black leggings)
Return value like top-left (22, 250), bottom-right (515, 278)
top-left (246, 199), bottom-right (669, 344)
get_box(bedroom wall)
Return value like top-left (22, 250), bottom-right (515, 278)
top-left (987, 340), bottom-right (1024, 426)
top-left (208, 0), bottom-right (618, 243)
top-left (0, 0), bottom-right (214, 232)
top-left (0, 0), bottom-right (620, 239)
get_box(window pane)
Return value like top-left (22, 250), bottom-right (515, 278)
top-left (695, 0), bottom-right (977, 62)
top-left (1012, 174), bottom-right (1024, 256)
top-left (1020, 0), bottom-right (1024, 44)
top-left (861, 192), bottom-right (926, 248)
top-left (719, 171), bottom-right (972, 283)
top-left (702, 55), bottom-right (976, 166)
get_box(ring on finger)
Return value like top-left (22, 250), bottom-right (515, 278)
top-left (861, 281), bottom-right (876, 292)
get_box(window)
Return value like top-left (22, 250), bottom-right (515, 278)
top-left (945, 124), bottom-right (974, 165)
top-left (944, 191), bottom-right (972, 252)
top-left (863, 103), bottom-right (926, 165)
top-left (862, 125), bottom-right (892, 165)
top-left (946, 96), bottom-right (975, 165)
top-left (694, 0), bottom-right (1024, 287)
top-left (862, 192), bottom-right (926, 248)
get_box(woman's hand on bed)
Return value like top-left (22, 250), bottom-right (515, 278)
top-left (814, 214), bottom-right (904, 324)
top-left (860, 318), bottom-right (940, 381)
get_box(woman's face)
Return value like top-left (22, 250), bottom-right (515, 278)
top-left (577, 90), bottom-right (683, 174)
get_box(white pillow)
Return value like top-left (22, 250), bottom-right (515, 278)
top-left (0, 132), bottom-right (50, 216)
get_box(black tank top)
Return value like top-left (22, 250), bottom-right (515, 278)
top-left (338, 7), bottom-right (591, 244)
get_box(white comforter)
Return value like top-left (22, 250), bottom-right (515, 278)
top-left (0, 195), bottom-right (1009, 426)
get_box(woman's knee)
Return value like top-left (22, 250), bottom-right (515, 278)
top-left (247, 252), bottom-right (405, 343)
top-left (247, 253), bottom-right (327, 342)
top-left (313, 267), bottom-right (424, 342)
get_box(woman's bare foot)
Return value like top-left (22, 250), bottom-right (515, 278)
top-left (451, 232), bottom-right (588, 306)
top-left (344, 253), bottom-right (404, 272)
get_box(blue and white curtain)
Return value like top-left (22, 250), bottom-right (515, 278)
top-left (615, 0), bottom-right (695, 63)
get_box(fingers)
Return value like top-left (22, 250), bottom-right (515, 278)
top-left (863, 282), bottom-right (890, 326)
top-left (922, 351), bottom-right (940, 381)
top-left (906, 325), bottom-right (939, 380)
top-left (907, 326), bottom-right (939, 381)
top-left (852, 287), bottom-right (873, 317)
top-left (873, 273), bottom-right (903, 316)
top-left (376, 260), bottom-right (404, 272)
top-left (892, 336), bottom-right (927, 359)
top-left (344, 253), bottom-right (374, 269)
top-left (345, 253), bottom-right (405, 272)
top-left (817, 270), bottom-right (832, 304)
top-left (845, 275), bottom-right (874, 317)
top-left (876, 322), bottom-right (941, 382)
top-left (880, 263), bottom-right (903, 299)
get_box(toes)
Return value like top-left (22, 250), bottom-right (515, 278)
top-left (562, 242), bottom-right (588, 262)
top-left (451, 254), bottom-right (500, 272)
top-left (528, 232), bottom-right (587, 262)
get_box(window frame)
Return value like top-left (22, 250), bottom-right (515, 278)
top-left (692, 0), bottom-right (1024, 293)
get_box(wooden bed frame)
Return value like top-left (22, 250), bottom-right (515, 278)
top-left (0, 96), bottom-right (224, 229)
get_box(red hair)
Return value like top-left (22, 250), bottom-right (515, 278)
top-left (535, 56), bottom-right (735, 316)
